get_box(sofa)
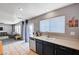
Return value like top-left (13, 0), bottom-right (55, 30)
top-left (0, 32), bottom-right (9, 40)
top-left (13, 34), bottom-right (22, 40)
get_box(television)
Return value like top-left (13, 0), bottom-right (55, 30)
top-left (0, 27), bottom-right (3, 31)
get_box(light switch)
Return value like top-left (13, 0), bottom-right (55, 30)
top-left (70, 32), bottom-right (75, 36)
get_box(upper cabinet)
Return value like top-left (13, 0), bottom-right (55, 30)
top-left (40, 16), bottom-right (65, 33)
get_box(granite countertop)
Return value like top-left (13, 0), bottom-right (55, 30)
top-left (30, 36), bottom-right (79, 50)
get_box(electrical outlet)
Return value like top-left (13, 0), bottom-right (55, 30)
top-left (70, 32), bottom-right (75, 36)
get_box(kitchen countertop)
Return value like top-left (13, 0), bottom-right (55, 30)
top-left (30, 36), bottom-right (79, 50)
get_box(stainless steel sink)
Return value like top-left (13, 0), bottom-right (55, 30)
top-left (40, 36), bottom-right (56, 40)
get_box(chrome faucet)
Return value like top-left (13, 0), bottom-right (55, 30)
top-left (45, 32), bottom-right (49, 38)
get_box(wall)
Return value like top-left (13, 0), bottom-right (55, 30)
top-left (0, 23), bottom-right (12, 34)
top-left (28, 4), bottom-right (79, 39)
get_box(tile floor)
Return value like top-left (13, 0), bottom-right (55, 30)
top-left (2, 39), bottom-right (37, 55)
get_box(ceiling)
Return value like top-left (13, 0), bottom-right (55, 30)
top-left (0, 3), bottom-right (72, 24)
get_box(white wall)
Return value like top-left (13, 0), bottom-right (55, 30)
top-left (0, 23), bottom-right (12, 34)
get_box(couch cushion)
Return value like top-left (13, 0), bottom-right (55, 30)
top-left (0, 32), bottom-right (8, 36)
top-left (0, 36), bottom-right (9, 40)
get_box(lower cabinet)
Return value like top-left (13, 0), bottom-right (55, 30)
top-left (42, 41), bottom-right (55, 55)
top-left (55, 44), bottom-right (79, 55)
top-left (35, 39), bottom-right (79, 55)
top-left (36, 39), bottom-right (55, 55)
top-left (55, 45), bottom-right (73, 55)
top-left (36, 39), bottom-right (43, 55)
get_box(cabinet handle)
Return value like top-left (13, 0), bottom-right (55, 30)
top-left (55, 50), bottom-right (56, 54)
top-left (59, 47), bottom-right (66, 50)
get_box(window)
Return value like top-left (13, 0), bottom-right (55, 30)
top-left (15, 24), bottom-right (21, 34)
top-left (40, 19), bottom-right (49, 32)
top-left (49, 16), bottom-right (65, 33)
top-left (40, 16), bottom-right (65, 33)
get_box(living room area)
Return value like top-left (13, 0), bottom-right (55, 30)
top-left (0, 22), bottom-right (36, 55)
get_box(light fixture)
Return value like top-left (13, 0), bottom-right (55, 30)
top-left (18, 8), bottom-right (23, 11)
top-left (16, 8), bottom-right (23, 19)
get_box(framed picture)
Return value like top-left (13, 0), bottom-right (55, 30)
top-left (69, 17), bottom-right (78, 27)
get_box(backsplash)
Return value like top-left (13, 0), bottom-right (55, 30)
top-left (41, 32), bottom-right (79, 40)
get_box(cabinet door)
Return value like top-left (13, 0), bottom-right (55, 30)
top-left (43, 41), bottom-right (55, 55)
top-left (55, 48), bottom-right (72, 55)
top-left (55, 45), bottom-right (73, 55)
top-left (36, 40), bottom-right (43, 55)
top-left (43, 44), bottom-right (54, 55)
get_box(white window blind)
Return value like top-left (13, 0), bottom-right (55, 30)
top-left (40, 16), bottom-right (65, 33)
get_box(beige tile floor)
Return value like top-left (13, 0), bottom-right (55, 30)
top-left (3, 39), bottom-right (38, 55)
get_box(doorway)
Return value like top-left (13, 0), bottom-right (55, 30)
top-left (28, 23), bottom-right (34, 38)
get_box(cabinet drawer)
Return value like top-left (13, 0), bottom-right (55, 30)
top-left (36, 39), bottom-right (42, 43)
top-left (43, 41), bottom-right (54, 46)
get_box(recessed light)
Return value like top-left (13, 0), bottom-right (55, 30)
top-left (18, 8), bottom-right (23, 11)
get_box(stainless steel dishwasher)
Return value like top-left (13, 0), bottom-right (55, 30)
top-left (29, 37), bottom-right (36, 52)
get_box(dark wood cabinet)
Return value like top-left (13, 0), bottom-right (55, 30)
top-left (36, 39), bottom-right (43, 55)
top-left (55, 44), bottom-right (79, 55)
top-left (55, 45), bottom-right (73, 55)
top-left (35, 38), bottom-right (79, 55)
top-left (42, 41), bottom-right (55, 55)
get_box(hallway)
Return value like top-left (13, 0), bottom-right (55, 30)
top-left (3, 39), bottom-right (37, 55)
